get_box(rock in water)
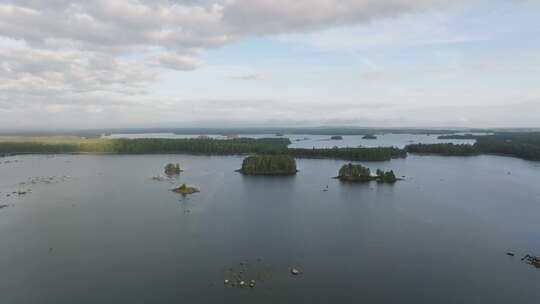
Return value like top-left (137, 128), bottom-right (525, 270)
top-left (290, 267), bottom-right (302, 275)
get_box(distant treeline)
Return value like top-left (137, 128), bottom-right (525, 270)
top-left (437, 134), bottom-right (480, 140)
top-left (0, 137), bottom-right (406, 161)
top-left (408, 132), bottom-right (540, 161)
top-left (3, 132), bottom-right (539, 161)
top-left (475, 133), bottom-right (540, 161)
top-left (0, 138), bottom-right (407, 161)
top-left (0, 138), bottom-right (291, 155)
top-left (289, 147), bottom-right (406, 161)
top-left (405, 143), bottom-right (480, 156)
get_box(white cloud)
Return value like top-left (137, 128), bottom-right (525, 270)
top-left (1, 0), bottom-right (538, 128)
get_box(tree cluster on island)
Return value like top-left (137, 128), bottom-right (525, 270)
top-left (164, 163), bottom-right (182, 175)
top-left (337, 163), bottom-right (397, 183)
top-left (238, 155), bottom-right (297, 175)
top-left (330, 135), bottom-right (343, 140)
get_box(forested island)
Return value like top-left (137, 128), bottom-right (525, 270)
top-left (362, 134), bottom-right (377, 140)
top-left (337, 163), bottom-right (397, 183)
top-left (330, 136), bottom-right (343, 140)
top-left (238, 155), bottom-right (298, 175)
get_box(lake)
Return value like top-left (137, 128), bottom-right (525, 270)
top-left (0, 153), bottom-right (539, 303)
top-left (102, 133), bottom-right (477, 149)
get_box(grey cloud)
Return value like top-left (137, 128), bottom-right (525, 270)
top-left (0, 1), bottom-right (455, 64)
top-left (0, 0), bottom-right (475, 128)
top-left (156, 52), bottom-right (202, 71)
top-left (0, 46), bottom-right (154, 94)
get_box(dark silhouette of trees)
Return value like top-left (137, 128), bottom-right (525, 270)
top-left (405, 143), bottom-right (480, 156)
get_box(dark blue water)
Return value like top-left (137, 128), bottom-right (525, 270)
top-left (0, 154), bottom-right (539, 303)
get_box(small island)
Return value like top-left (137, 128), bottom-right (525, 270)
top-left (164, 163), bottom-right (182, 175)
top-left (362, 134), bottom-right (377, 140)
top-left (337, 163), bottom-right (397, 183)
top-left (173, 184), bottom-right (200, 195)
top-left (238, 155), bottom-right (298, 175)
top-left (331, 135), bottom-right (343, 140)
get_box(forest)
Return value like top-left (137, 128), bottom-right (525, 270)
top-left (0, 138), bottom-right (291, 155)
top-left (0, 137), bottom-right (407, 161)
top-left (289, 147), bottom-right (406, 161)
top-left (405, 143), bottom-right (480, 156)
top-left (408, 132), bottom-right (540, 160)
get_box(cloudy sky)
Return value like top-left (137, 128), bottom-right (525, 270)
top-left (1, 0), bottom-right (539, 129)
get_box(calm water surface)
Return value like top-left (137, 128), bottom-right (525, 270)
top-left (0, 153), bottom-right (539, 303)
top-left (103, 133), bottom-right (477, 148)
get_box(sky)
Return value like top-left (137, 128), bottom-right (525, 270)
top-left (0, 0), bottom-right (539, 129)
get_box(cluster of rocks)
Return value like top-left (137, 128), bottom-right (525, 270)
top-left (19, 176), bottom-right (71, 186)
top-left (0, 159), bottom-right (19, 165)
top-left (223, 261), bottom-right (262, 289)
top-left (507, 252), bottom-right (540, 269)
top-left (522, 254), bottom-right (540, 268)
top-left (222, 260), bottom-right (303, 290)
top-left (3, 190), bottom-right (31, 198)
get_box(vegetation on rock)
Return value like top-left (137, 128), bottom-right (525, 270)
top-left (164, 163), bottom-right (182, 175)
top-left (375, 169), bottom-right (397, 183)
top-left (330, 135), bottom-right (343, 140)
top-left (173, 184), bottom-right (199, 195)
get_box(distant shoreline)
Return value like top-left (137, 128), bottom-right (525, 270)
top-left (1, 132), bottom-right (539, 162)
